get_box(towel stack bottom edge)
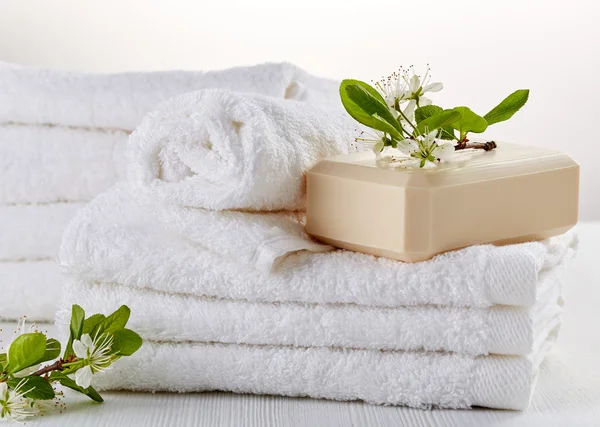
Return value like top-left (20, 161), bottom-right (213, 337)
top-left (55, 261), bottom-right (568, 411)
top-left (87, 332), bottom-right (557, 411)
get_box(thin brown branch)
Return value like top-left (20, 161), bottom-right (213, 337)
top-left (455, 141), bottom-right (497, 151)
top-left (30, 360), bottom-right (63, 377)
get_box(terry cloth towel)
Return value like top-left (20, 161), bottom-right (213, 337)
top-left (0, 124), bottom-right (127, 204)
top-left (60, 184), bottom-right (577, 310)
top-left (0, 203), bottom-right (84, 261)
top-left (57, 264), bottom-right (566, 356)
top-left (87, 334), bottom-right (556, 410)
top-left (0, 261), bottom-right (63, 321)
top-left (0, 62), bottom-right (340, 131)
top-left (143, 201), bottom-right (332, 273)
top-left (127, 89), bottom-right (360, 212)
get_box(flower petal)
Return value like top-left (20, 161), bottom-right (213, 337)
top-left (424, 82), bottom-right (443, 93)
top-left (0, 381), bottom-right (7, 397)
top-left (409, 75), bottom-right (420, 93)
top-left (75, 365), bottom-right (93, 389)
top-left (72, 340), bottom-right (88, 359)
top-left (434, 143), bottom-right (456, 161)
top-left (81, 334), bottom-right (94, 349)
top-left (372, 141), bottom-right (384, 154)
top-left (402, 100), bottom-right (416, 119)
top-left (420, 97), bottom-right (432, 106)
top-left (397, 139), bottom-right (419, 155)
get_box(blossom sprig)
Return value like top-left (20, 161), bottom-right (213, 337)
top-left (0, 305), bottom-right (142, 422)
top-left (340, 66), bottom-right (529, 168)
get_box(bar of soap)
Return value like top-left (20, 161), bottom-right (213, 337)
top-left (306, 143), bottom-right (579, 262)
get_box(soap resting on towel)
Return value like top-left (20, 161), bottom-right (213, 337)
top-left (127, 89), bottom-right (359, 211)
top-left (0, 62), bottom-right (340, 131)
top-left (58, 185), bottom-right (575, 410)
top-left (0, 124), bottom-right (127, 204)
top-left (60, 184), bottom-right (577, 309)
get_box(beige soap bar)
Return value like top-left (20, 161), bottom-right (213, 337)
top-left (306, 143), bottom-right (579, 262)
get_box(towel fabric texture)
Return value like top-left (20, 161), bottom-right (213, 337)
top-left (1, 62), bottom-right (341, 321)
top-left (0, 124), bottom-right (128, 205)
top-left (0, 261), bottom-right (63, 320)
top-left (0, 62), bottom-right (340, 131)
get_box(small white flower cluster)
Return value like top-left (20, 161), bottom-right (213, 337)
top-left (374, 65), bottom-right (442, 121)
top-left (367, 66), bottom-right (456, 168)
top-left (0, 381), bottom-right (38, 422)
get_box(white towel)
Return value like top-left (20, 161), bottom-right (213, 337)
top-left (0, 124), bottom-right (127, 204)
top-left (0, 261), bottom-right (63, 321)
top-left (89, 334), bottom-right (556, 410)
top-left (144, 200), bottom-right (331, 273)
top-left (127, 89), bottom-right (359, 212)
top-left (0, 62), bottom-right (340, 131)
top-left (60, 185), bottom-right (576, 309)
top-left (0, 203), bottom-right (84, 260)
top-left (57, 267), bottom-right (565, 356)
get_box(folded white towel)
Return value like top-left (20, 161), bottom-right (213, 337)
top-left (90, 334), bottom-right (556, 410)
top-left (0, 261), bottom-right (63, 321)
top-left (0, 62), bottom-right (340, 131)
top-left (145, 200), bottom-right (331, 272)
top-left (0, 203), bottom-right (84, 260)
top-left (57, 266), bottom-right (565, 356)
top-left (60, 185), bottom-right (576, 308)
top-left (0, 124), bottom-right (127, 204)
top-left (127, 89), bottom-right (359, 211)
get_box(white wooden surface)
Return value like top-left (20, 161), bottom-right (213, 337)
top-left (2, 222), bottom-right (599, 426)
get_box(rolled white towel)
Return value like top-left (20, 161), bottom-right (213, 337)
top-left (0, 62), bottom-right (340, 131)
top-left (0, 124), bottom-right (127, 204)
top-left (0, 203), bottom-right (84, 260)
top-left (60, 185), bottom-right (577, 309)
top-left (0, 261), bottom-right (63, 321)
top-left (128, 89), bottom-right (359, 211)
top-left (58, 268), bottom-right (565, 356)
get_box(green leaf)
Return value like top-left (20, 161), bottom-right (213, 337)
top-left (7, 333), bottom-right (46, 374)
top-left (82, 314), bottom-right (106, 335)
top-left (112, 329), bottom-right (143, 356)
top-left (8, 376), bottom-right (55, 400)
top-left (49, 371), bottom-right (104, 403)
top-left (449, 106), bottom-right (488, 134)
top-left (371, 113), bottom-right (403, 139)
top-left (65, 304), bottom-right (85, 358)
top-left (415, 110), bottom-right (461, 136)
top-left (415, 106), bottom-right (456, 140)
top-left (0, 353), bottom-right (6, 367)
top-left (339, 79), bottom-right (403, 139)
top-left (38, 338), bottom-right (61, 364)
top-left (484, 89), bottom-right (530, 126)
top-left (94, 305), bottom-right (131, 336)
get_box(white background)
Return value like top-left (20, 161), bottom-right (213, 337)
top-left (1, 0), bottom-right (598, 219)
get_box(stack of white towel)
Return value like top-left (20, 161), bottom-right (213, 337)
top-left (57, 88), bottom-right (576, 410)
top-left (0, 61), bottom-right (339, 321)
